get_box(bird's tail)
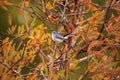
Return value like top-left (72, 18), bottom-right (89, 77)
top-left (64, 34), bottom-right (76, 39)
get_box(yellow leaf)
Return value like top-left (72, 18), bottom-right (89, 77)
top-left (7, 25), bottom-right (17, 34)
top-left (46, 2), bottom-right (53, 10)
top-left (0, 4), bottom-right (8, 11)
top-left (8, 13), bottom-right (12, 26)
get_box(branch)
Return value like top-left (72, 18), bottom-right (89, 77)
top-left (80, 71), bottom-right (89, 80)
top-left (78, 54), bottom-right (94, 62)
top-left (6, 42), bottom-right (28, 73)
top-left (39, 49), bottom-right (50, 63)
top-left (0, 31), bottom-right (29, 47)
top-left (77, 44), bottom-right (89, 54)
top-left (71, 53), bottom-right (94, 66)
top-left (97, 0), bottom-right (113, 39)
top-left (0, 61), bottom-right (24, 78)
top-left (77, 0), bottom-right (113, 55)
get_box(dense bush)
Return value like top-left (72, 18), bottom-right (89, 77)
top-left (0, 0), bottom-right (120, 80)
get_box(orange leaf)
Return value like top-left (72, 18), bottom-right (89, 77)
top-left (24, 0), bottom-right (30, 8)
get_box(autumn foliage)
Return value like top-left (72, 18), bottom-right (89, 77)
top-left (0, 0), bottom-right (120, 80)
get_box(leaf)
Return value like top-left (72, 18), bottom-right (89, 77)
top-left (86, 2), bottom-right (99, 12)
top-left (35, 63), bottom-right (44, 71)
top-left (87, 40), bottom-right (103, 54)
top-left (0, 4), bottom-right (8, 11)
top-left (8, 13), bottom-right (12, 26)
top-left (24, 0), bottom-right (30, 8)
top-left (0, 1), bottom-right (13, 6)
top-left (7, 25), bottom-right (17, 35)
top-left (0, 1), bottom-right (13, 12)
top-left (62, 44), bottom-right (68, 53)
top-left (39, 50), bottom-right (49, 63)
top-left (18, 9), bottom-right (25, 16)
top-left (17, 25), bottom-right (25, 36)
top-left (46, 2), bottom-right (53, 10)
top-left (68, 23), bottom-right (75, 32)
top-left (2, 37), bottom-right (9, 45)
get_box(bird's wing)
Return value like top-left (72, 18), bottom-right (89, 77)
top-left (55, 34), bottom-right (65, 40)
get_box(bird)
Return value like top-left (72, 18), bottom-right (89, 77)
top-left (52, 31), bottom-right (71, 43)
